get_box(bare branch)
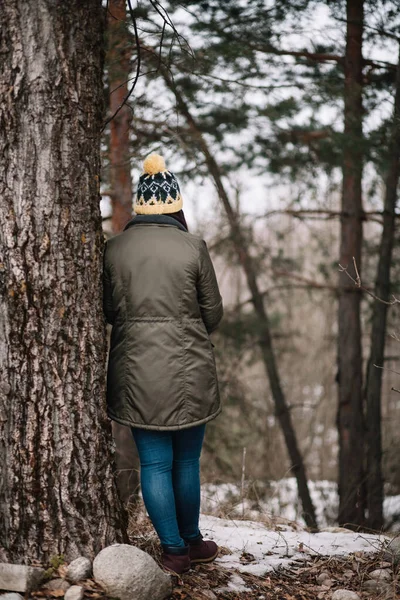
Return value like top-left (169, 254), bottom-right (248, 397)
top-left (149, 0), bottom-right (193, 57)
top-left (338, 257), bottom-right (400, 305)
top-left (158, 21), bottom-right (166, 70)
top-left (250, 43), bottom-right (344, 65)
top-left (353, 256), bottom-right (361, 287)
top-left (246, 42), bottom-right (397, 70)
top-left (373, 364), bottom-right (400, 377)
top-left (177, 64), bottom-right (304, 91)
top-left (258, 208), bottom-right (400, 224)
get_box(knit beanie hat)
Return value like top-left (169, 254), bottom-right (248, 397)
top-left (134, 153), bottom-right (183, 215)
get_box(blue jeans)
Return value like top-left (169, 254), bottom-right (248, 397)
top-left (131, 424), bottom-right (206, 552)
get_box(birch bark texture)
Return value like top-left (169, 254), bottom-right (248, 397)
top-left (0, 0), bottom-right (127, 563)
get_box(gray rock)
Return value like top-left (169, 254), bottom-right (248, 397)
top-left (66, 557), bottom-right (92, 583)
top-left (368, 568), bottom-right (392, 582)
top-left (379, 561), bottom-right (392, 568)
top-left (93, 544), bottom-right (172, 600)
top-left (316, 572), bottom-right (331, 585)
top-left (43, 578), bottom-right (71, 592)
top-left (0, 594), bottom-right (24, 600)
top-left (331, 590), bottom-right (360, 600)
top-left (199, 592), bottom-right (217, 600)
top-left (0, 563), bottom-right (45, 593)
top-left (384, 536), bottom-right (400, 565)
top-left (64, 585), bottom-right (84, 600)
top-left (362, 579), bottom-right (389, 593)
top-left (343, 570), bottom-right (354, 580)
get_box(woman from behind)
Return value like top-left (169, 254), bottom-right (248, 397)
top-left (103, 153), bottom-right (223, 574)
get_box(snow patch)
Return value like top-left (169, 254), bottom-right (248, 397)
top-left (201, 479), bottom-right (400, 530)
top-left (199, 514), bottom-right (387, 577)
top-left (216, 573), bottom-right (251, 593)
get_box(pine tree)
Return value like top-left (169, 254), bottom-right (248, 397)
top-left (365, 44), bottom-right (400, 530)
top-left (105, 0), bottom-right (139, 507)
top-left (128, 0), bottom-right (400, 528)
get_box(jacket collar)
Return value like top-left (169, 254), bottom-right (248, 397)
top-left (124, 214), bottom-right (188, 233)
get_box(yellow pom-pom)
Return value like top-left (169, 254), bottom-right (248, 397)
top-left (143, 153), bottom-right (166, 175)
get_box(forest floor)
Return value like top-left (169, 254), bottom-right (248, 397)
top-left (29, 508), bottom-right (400, 600)
top-left (128, 509), bottom-right (400, 600)
top-left (167, 552), bottom-right (399, 600)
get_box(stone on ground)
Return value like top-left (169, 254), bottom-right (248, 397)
top-left (43, 578), bottom-right (71, 592)
top-left (331, 590), bottom-right (360, 600)
top-left (362, 579), bottom-right (389, 593)
top-left (368, 568), bottom-right (391, 581)
top-left (93, 544), bottom-right (171, 600)
top-left (66, 557), bottom-right (92, 583)
top-left (384, 536), bottom-right (400, 565)
top-left (0, 594), bottom-right (24, 600)
top-left (64, 585), bottom-right (84, 600)
top-left (0, 564), bottom-right (45, 593)
top-left (316, 572), bottom-right (330, 584)
top-left (199, 591), bottom-right (217, 600)
top-left (343, 569), bottom-right (355, 580)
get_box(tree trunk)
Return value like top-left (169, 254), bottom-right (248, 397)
top-left (107, 0), bottom-right (134, 233)
top-left (365, 46), bottom-right (400, 531)
top-left (337, 0), bottom-right (365, 527)
top-left (0, 0), bottom-right (128, 564)
top-left (160, 68), bottom-right (318, 529)
top-left (106, 0), bottom-right (139, 506)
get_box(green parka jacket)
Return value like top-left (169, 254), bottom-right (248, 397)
top-left (103, 215), bottom-right (223, 431)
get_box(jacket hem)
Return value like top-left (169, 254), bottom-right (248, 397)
top-left (107, 404), bottom-right (222, 431)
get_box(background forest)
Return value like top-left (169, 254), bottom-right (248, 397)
top-left (103, 0), bottom-right (400, 533)
top-left (2, 0), bottom-right (400, 577)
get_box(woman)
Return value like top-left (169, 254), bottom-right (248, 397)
top-left (103, 153), bottom-right (223, 574)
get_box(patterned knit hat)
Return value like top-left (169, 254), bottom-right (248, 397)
top-left (134, 153), bottom-right (183, 215)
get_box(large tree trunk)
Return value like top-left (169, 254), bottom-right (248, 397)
top-left (337, 0), bottom-right (365, 527)
top-left (107, 0), bottom-right (139, 506)
top-left (365, 46), bottom-right (400, 531)
top-left (159, 68), bottom-right (317, 529)
top-left (0, 0), bottom-right (128, 563)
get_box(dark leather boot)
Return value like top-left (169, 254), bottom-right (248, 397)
top-left (185, 534), bottom-right (219, 564)
top-left (161, 545), bottom-right (191, 575)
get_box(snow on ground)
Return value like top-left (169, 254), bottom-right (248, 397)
top-left (199, 513), bottom-right (387, 578)
top-left (384, 494), bottom-right (400, 531)
top-left (201, 478), bottom-right (400, 530)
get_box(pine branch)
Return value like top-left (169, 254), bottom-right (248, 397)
top-left (242, 42), bottom-right (397, 71)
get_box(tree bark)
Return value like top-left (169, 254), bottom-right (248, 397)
top-left (337, 0), bottom-right (365, 527)
top-left (0, 0), bottom-right (128, 563)
top-left (365, 46), bottom-right (400, 531)
top-left (159, 67), bottom-right (318, 529)
top-left (107, 0), bottom-right (134, 233)
top-left (106, 0), bottom-right (139, 505)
